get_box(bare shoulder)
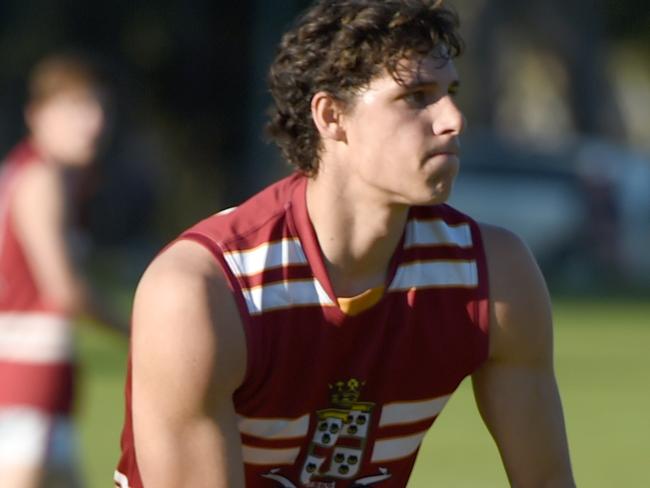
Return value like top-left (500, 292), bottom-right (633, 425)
top-left (138, 238), bottom-right (229, 293)
top-left (12, 160), bottom-right (63, 210)
top-left (479, 223), bottom-right (553, 365)
top-left (11, 161), bottom-right (68, 254)
top-left (132, 239), bottom-right (247, 394)
top-left (479, 223), bottom-right (538, 273)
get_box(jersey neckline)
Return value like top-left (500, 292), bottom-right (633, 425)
top-left (287, 174), bottom-right (407, 322)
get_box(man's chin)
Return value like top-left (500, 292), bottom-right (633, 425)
top-left (412, 185), bottom-right (454, 206)
top-left (61, 149), bottom-right (96, 167)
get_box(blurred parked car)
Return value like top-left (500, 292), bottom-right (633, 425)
top-left (449, 131), bottom-right (650, 289)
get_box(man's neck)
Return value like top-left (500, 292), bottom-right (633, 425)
top-left (306, 173), bottom-right (409, 297)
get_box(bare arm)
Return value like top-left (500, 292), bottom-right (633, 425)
top-left (13, 163), bottom-right (88, 312)
top-left (132, 240), bottom-right (247, 487)
top-left (12, 163), bottom-right (127, 334)
top-left (472, 224), bottom-right (575, 488)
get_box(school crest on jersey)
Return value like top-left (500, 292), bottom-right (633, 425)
top-left (261, 378), bottom-right (391, 487)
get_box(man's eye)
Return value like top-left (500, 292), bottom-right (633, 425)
top-left (403, 91), bottom-right (430, 107)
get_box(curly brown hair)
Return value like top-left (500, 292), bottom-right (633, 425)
top-left (266, 0), bottom-right (463, 175)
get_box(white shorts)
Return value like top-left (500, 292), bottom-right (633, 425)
top-left (0, 408), bottom-right (77, 469)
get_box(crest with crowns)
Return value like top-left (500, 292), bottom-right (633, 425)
top-left (298, 378), bottom-right (376, 485)
top-left (330, 378), bottom-right (364, 407)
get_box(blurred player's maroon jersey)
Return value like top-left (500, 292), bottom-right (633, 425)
top-left (116, 173), bottom-right (489, 487)
top-left (0, 142), bottom-right (74, 414)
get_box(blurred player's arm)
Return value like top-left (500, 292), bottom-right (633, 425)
top-left (131, 240), bottom-right (247, 488)
top-left (13, 163), bottom-right (128, 334)
top-left (472, 224), bottom-right (576, 488)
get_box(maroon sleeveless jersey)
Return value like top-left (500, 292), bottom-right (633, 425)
top-left (116, 173), bottom-right (489, 487)
top-left (0, 141), bottom-right (74, 414)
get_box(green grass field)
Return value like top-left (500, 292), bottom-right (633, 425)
top-left (75, 298), bottom-right (650, 487)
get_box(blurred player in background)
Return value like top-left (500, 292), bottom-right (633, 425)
top-left (0, 53), bottom-right (126, 488)
top-left (116, 0), bottom-right (575, 486)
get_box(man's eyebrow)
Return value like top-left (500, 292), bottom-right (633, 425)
top-left (402, 79), bottom-right (460, 90)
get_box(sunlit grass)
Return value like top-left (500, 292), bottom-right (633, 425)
top-left (409, 298), bottom-right (650, 487)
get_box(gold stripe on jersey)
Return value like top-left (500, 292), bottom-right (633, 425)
top-left (337, 286), bottom-right (385, 317)
top-left (238, 259), bottom-right (477, 315)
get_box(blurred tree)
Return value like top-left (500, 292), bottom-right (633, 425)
top-left (458, 0), bottom-right (628, 142)
top-left (604, 0), bottom-right (650, 45)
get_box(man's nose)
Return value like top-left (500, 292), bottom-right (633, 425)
top-left (432, 95), bottom-right (465, 136)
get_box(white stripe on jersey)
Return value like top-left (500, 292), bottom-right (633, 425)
top-left (379, 395), bottom-right (451, 427)
top-left (223, 238), bottom-right (308, 278)
top-left (241, 445), bottom-right (301, 466)
top-left (0, 408), bottom-right (51, 466)
top-left (0, 313), bottom-right (73, 363)
top-left (404, 219), bottom-right (473, 249)
top-left (226, 219), bottom-right (477, 314)
top-left (389, 260), bottom-right (478, 291)
top-left (113, 470), bottom-right (130, 488)
top-left (216, 206), bottom-right (237, 216)
top-left (238, 414), bottom-right (310, 440)
top-left (370, 430), bottom-right (428, 463)
top-left (241, 279), bottom-right (334, 315)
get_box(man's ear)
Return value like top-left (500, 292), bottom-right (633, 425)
top-left (311, 91), bottom-right (347, 142)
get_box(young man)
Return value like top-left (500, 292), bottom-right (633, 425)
top-left (116, 1), bottom-right (575, 486)
top-left (0, 54), bottom-right (124, 488)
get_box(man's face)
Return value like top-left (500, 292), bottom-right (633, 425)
top-left (340, 51), bottom-right (465, 206)
top-left (28, 88), bottom-right (105, 167)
